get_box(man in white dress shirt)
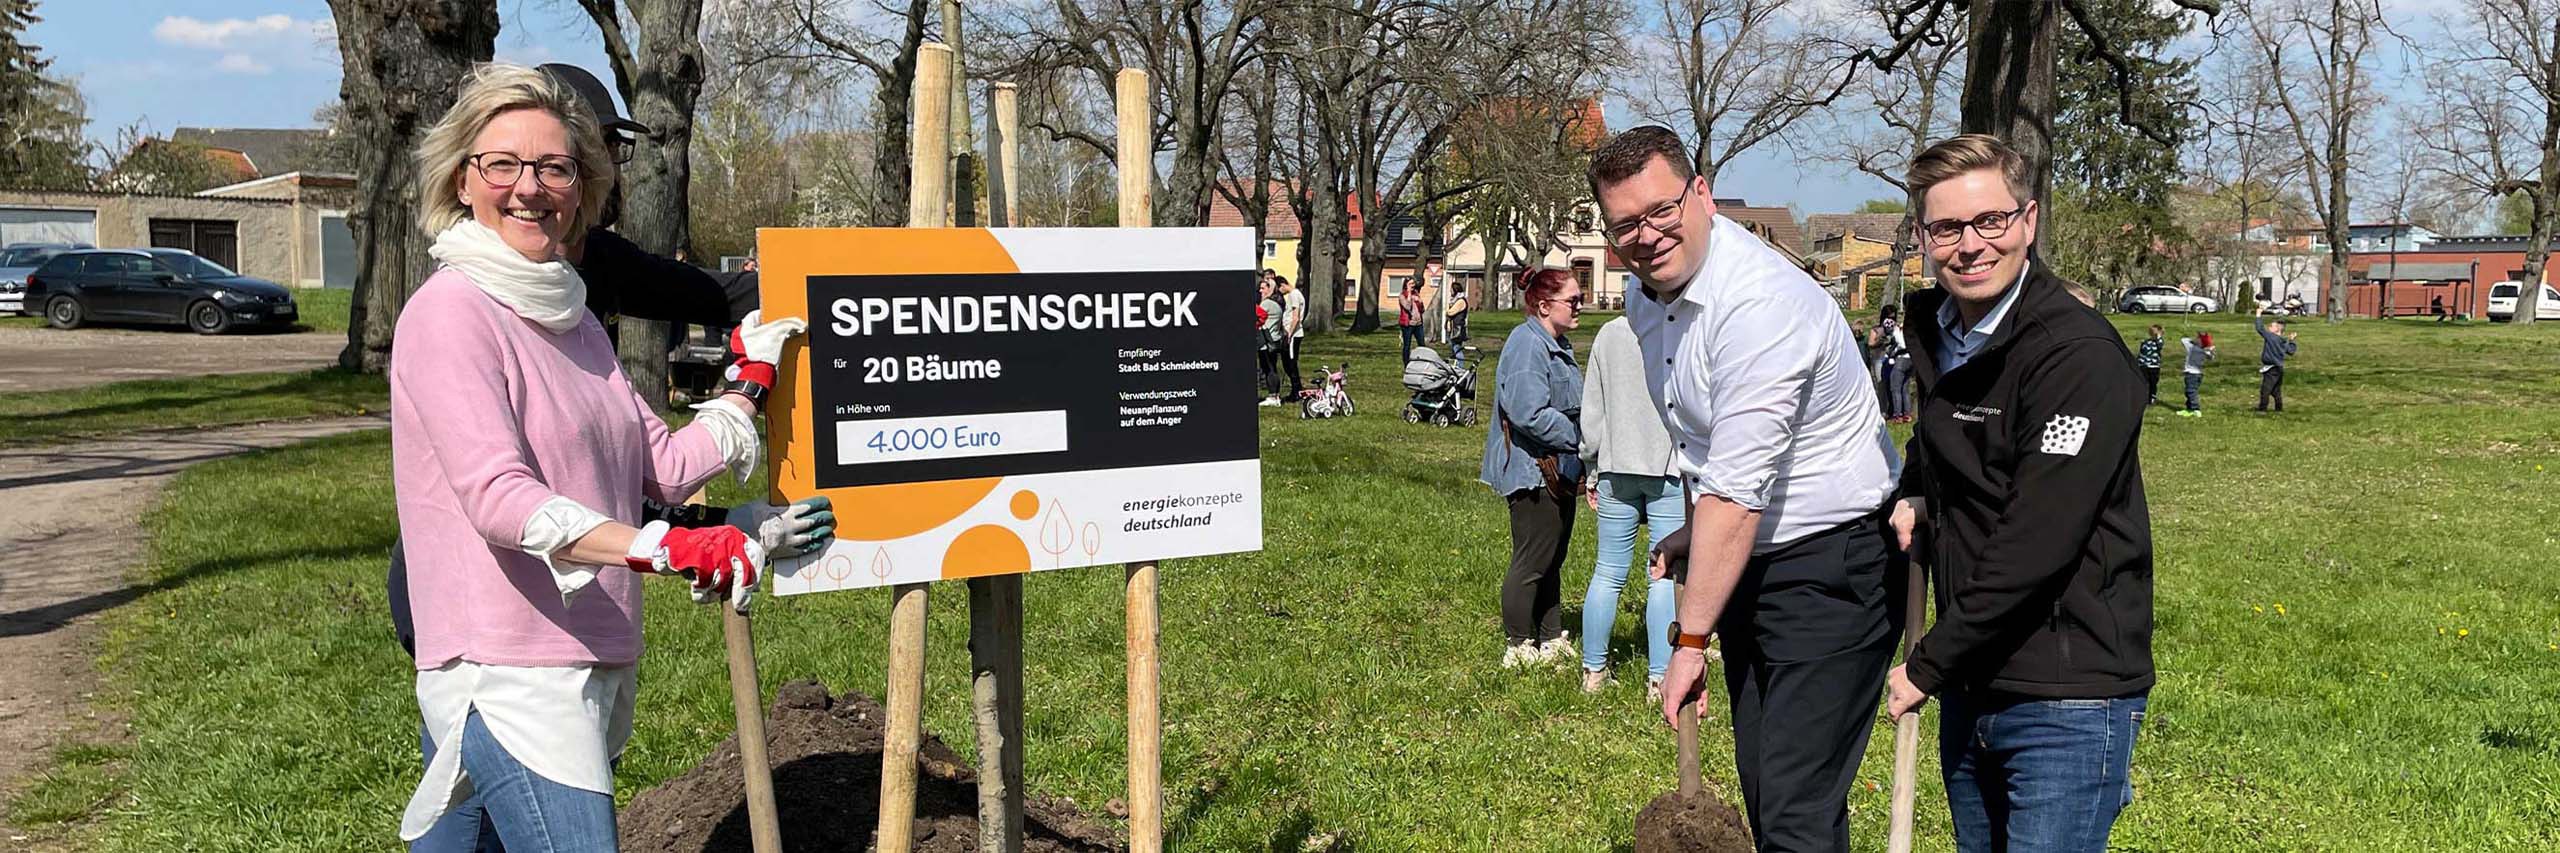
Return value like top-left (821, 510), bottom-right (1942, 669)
top-left (1593, 125), bottom-right (1904, 852)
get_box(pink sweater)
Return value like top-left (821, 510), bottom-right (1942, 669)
top-left (392, 269), bottom-right (724, 669)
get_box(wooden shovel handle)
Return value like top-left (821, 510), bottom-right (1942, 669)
top-left (724, 606), bottom-right (783, 853)
top-left (1677, 699), bottom-right (1701, 800)
top-left (1887, 553), bottom-right (1928, 853)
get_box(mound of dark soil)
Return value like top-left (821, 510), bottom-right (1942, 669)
top-left (1631, 789), bottom-right (1753, 853)
top-left (621, 679), bottom-right (1121, 853)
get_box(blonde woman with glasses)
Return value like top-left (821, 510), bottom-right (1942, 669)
top-left (390, 63), bottom-right (804, 850)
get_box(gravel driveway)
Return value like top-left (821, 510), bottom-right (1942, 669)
top-left (0, 325), bottom-right (346, 394)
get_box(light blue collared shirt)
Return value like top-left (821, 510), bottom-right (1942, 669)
top-left (1934, 261), bottom-right (2029, 375)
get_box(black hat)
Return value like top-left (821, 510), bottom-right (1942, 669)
top-left (538, 63), bottom-right (651, 139)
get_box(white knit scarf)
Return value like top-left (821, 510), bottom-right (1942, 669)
top-left (430, 219), bottom-right (588, 333)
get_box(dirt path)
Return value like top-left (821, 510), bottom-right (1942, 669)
top-left (0, 326), bottom-right (345, 394)
top-left (0, 416), bottom-right (386, 837)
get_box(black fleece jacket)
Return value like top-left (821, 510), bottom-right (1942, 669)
top-left (1897, 266), bottom-right (2155, 699)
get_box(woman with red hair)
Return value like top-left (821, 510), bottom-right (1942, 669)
top-left (1478, 268), bottom-right (1588, 667)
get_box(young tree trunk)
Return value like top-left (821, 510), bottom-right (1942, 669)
top-left (1960, 0), bottom-right (2056, 255)
top-left (326, 0), bottom-right (498, 373)
top-left (583, 0), bottom-right (709, 410)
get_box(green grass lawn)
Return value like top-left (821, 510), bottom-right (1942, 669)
top-left (291, 287), bottom-right (354, 333)
top-left (13, 309), bottom-right (2560, 850)
top-left (0, 368), bottom-right (387, 447)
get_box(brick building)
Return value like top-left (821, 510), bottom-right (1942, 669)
top-left (2329, 235), bottom-right (2560, 318)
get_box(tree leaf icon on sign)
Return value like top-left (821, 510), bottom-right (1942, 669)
top-left (1039, 500), bottom-right (1074, 568)
top-left (823, 554), bottom-right (854, 592)
top-left (1080, 522), bottom-right (1100, 562)
top-left (870, 548), bottom-right (893, 584)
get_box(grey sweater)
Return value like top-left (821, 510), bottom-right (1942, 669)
top-left (1579, 317), bottom-right (1679, 478)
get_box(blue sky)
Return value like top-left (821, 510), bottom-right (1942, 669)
top-left (27, 0), bottom-right (613, 151)
top-left (29, 1), bottom-right (2435, 219)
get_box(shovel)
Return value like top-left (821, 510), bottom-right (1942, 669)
top-left (1886, 556), bottom-right (1926, 853)
top-left (693, 489), bottom-right (782, 853)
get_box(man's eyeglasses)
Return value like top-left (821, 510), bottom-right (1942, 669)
top-left (1605, 185), bottom-right (1691, 247)
top-left (467, 152), bottom-right (586, 190)
top-left (1920, 205), bottom-right (2028, 246)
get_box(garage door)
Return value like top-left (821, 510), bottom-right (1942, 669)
top-left (0, 207), bottom-right (99, 246)
top-left (320, 212), bottom-right (356, 289)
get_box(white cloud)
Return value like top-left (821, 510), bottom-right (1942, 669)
top-left (153, 14), bottom-right (303, 50)
top-left (215, 54), bottom-right (272, 75)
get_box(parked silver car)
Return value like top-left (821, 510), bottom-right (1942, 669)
top-left (2117, 285), bottom-right (2217, 314)
top-left (1, 243), bottom-right (92, 315)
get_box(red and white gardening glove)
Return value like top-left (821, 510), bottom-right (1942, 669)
top-left (725, 310), bottom-right (806, 391)
top-left (625, 521), bottom-right (767, 613)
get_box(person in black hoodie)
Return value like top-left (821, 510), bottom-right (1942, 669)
top-left (1884, 134), bottom-right (2154, 853)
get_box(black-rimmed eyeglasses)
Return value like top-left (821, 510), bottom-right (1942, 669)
top-left (1605, 185), bottom-right (1691, 247)
top-left (466, 152), bottom-right (586, 190)
top-left (1920, 205), bottom-right (2028, 246)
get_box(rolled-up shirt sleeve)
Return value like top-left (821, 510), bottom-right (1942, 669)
top-left (1692, 292), bottom-right (1819, 510)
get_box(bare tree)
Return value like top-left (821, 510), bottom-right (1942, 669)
top-left (1814, 0), bottom-right (1965, 310)
top-left (2187, 51), bottom-right (2300, 313)
top-left (997, 0), bottom-right (1278, 227)
top-left (1826, 0), bottom-right (2219, 268)
top-left (730, 0), bottom-right (932, 229)
top-left (1638, 0), bottom-right (1842, 188)
top-left (325, 0), bottom-right (497, 373)
top-left (1211, 51), bottom-right (1284, 253)
top-left (1447, 93), bottom-right (1603, 311)
top-left (2237, 0), bottom-right (2387, 323)
top-left (2416, 0), bottom-right (2560, 324)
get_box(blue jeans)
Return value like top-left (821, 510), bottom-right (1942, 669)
top-left (1400, 323), bottom-right (1425, 361)
top-left (1882, 358), bottom-right (1912, 418)
top-left (1940, 692), bottom-right (2148, 853)
top-left (413, 711), bottom-right (619, 852)
top-left (1580, 473), bottom-right (1683, 678)
top-left (2183, 372), bottom-right (2203, 411)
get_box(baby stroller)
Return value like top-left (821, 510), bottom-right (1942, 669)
top-left (1300, 363), bottom-right (1355, 419)
top-left (1401, 347), bottom-right (1477, 426)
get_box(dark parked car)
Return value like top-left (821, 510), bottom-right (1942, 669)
top-left (25, 248), bottom-right (298, 333)
top-left (1, 242), bottom-right (90, 315)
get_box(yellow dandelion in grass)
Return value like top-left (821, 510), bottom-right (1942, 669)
top-left (2253, 605), bottom-right (2265, 614)
top-left (2275, 603), bottom-right (2287, 615)
top-left (2438, 627), bottom-right (2448, 636)
top-left (2548, 643), bottom-right (2557, 652)
top-left (2458, 628), bottom-right (2471, 638)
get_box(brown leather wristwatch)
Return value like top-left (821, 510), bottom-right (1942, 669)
top-left (1666, 621), bottom-right (1710, 651)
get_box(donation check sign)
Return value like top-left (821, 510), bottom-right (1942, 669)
top-left (755, 227), bottom-right (1263, 594)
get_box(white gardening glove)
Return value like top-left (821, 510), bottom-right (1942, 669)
top-left (729, 496), bottom-right (837, 560)
top-left (729, 309), bottom-right (806, 372)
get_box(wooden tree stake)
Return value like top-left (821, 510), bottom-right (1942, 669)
top-left (878, 41), bottom-right (954, 853)
top-left (1114, 66), bottom-right (1162, 853)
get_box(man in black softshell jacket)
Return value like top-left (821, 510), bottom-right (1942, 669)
top-left (1884, 134), bottom-right (2154, 853)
